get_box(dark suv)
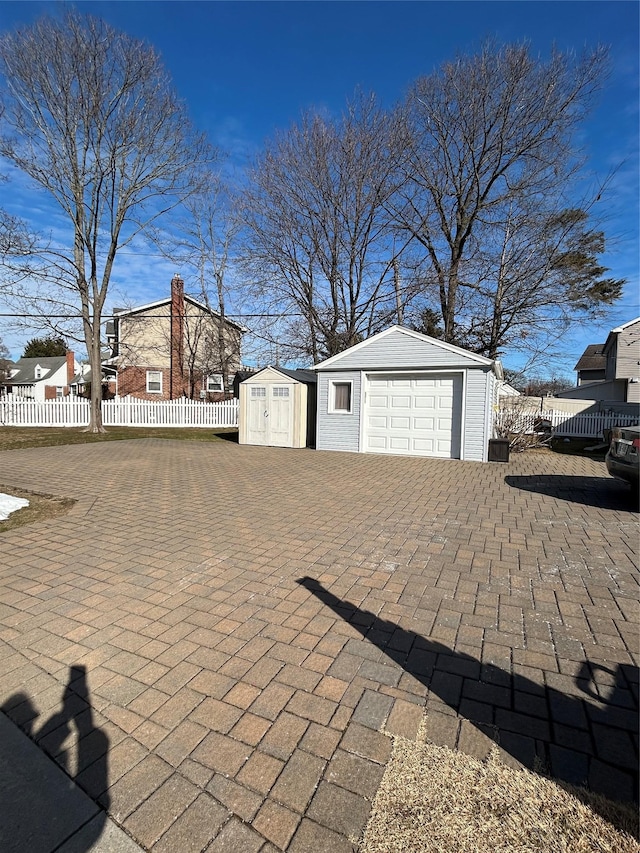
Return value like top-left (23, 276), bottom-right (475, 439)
top-left (605, 424), bottom-right (640, 490)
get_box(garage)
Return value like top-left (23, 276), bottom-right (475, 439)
top-left (364, 373), bottom-right (463, 457)
top-left (314, 326), bottom-right (502, 462)
top-left (238, 366), bottom-right (316, 448)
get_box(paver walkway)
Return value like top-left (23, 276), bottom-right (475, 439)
top-left (0, 439), bottom-right (637, 852)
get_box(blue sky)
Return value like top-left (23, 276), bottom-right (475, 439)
top-left (0, 0), bottom-right (638, 376)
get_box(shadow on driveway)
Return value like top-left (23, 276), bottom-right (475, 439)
top-left (0, 665), bottom-right (110, 853)
top-left (298, 577), bottom-right (638, 828)
top-left (505, 474), bottom-right (638, 510)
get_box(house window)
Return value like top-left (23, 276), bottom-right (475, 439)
top-left (329, 380), bottom-right (352, 413)
top-left (272, 386), bottom-right (290, 398)
top-left (146, 370), bottom-right (163, 393)
top-left (56, 387), bottom-right (64, 399)
top-left (251, 387), bottom-right (266, 398)
top-left (34, 366), bottom-right (42, 379)
top-left (206, 374), bottom-right (224, 393)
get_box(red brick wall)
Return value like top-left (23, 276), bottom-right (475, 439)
top-left (117, 366), bottom-right (231, 401)
top-left (118, 366), bottom-right (171, 400)
top-left (44, 385), bottom-right (70, 399)
top-left (170, 275), bottom-right (185, 399)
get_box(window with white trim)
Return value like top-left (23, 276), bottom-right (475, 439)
top-left (206, 373), bottom-right (224, 392)
top-left (329, 380), bottom-right (352, 413)
top-left (272, 386), bottom-right (290, 398)
top-left (251, 387), bottom-right (266, 398)
top-left (146, 370), bottom-right (162, 393)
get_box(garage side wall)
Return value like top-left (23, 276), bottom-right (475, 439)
top-left (462, 368), bottom-right (492, 462)
top-left (316, 371), bottom-right (362, 452)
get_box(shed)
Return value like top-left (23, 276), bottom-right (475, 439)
top-left (314, 326), bottom-right (502, 462)
top-left (239, 367), bottom-right (317, 448)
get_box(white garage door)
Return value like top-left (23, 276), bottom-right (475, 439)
top-left (364, 374), bottom-right (462, 458)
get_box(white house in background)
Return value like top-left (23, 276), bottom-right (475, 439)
top-left (314, 325), bottom-right (503, 462)
top-left (3, 352), bottom-right (78, 402)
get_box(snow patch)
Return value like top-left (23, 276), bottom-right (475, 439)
top-left (0, 493), bottom-right (29, 521)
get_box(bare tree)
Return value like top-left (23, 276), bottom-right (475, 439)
top-left (395, 42), bottom-right (621, 358)
top-left (241, 92), bottom-right (409, 362)
top-left (154, 172), bottom-right (243, 392)
top-left (0, 10), bottom-right (210, 430)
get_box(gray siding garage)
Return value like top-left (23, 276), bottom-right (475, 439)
top-left (315, 326), bottom-right (501, 462)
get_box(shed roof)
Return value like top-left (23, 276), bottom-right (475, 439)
top-left (243, 366), bottom-right (316, 384)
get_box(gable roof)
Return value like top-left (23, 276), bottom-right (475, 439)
top-left (6, 356), bottom-right (68, 385)
top-left (574, 343), bottom-right (606, 372)
top-left (242, 366), bottom-right (317, 384)
top-left (112, 295), bottom-right (247, 333)
top-left (611, 316), bottom-right (640, 333)
top-left (314, 325), bottom-right (496, 371)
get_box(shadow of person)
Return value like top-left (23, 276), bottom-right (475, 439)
top-left (0, 665), bottom-right (110, 853)
top-left (297, 577), bottom-right (638, 827)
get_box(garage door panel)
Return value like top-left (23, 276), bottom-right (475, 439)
top-left (414, 396), bottom-right (436, 409)
top-left (369, 415), bottom-right (388, 428)
top-left (413, 438), bottom-right (435, 452)
top-left (369, 394), bottom-right (389, 407)
top-left (368, 435), bottom-right (388, 450)
top-left (414, 417), bottom-right (434, 430)
top-left (390, 416), bottom-right (410, 429)
top-left (365, 373), bottom-right (461, 458)
top-left (389, 437), bottom-right (410, 451)
top-left (391, 396), bottom-right (411, 408)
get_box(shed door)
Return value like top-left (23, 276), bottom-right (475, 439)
top-left (269, 386), bottom-right (294, 447)
top-left (247, 386), bottom-right (269, 445)
top-left (364, 374), bottom-right (462, 458)
top-left (246, 384), bottom-right (295, 447)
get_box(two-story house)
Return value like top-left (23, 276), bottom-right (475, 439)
top-left (3, 352), bottom-right (78, 401)
top-left (106, 275), bottom-right (245, 400)
top-left (560, 318), bottom-right (640, 403)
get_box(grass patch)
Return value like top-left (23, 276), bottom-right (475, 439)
top-left (0, 486), bottom-right (76, 533)
top-left (0, 426), bottom-right (238, 452)
top-left (361, 737), bottom-right (638, 853)
top-left (361, 736), bottom-right (639, 853)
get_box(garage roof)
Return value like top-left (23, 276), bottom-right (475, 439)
top-left (314, 325), bottom-right (500, 375)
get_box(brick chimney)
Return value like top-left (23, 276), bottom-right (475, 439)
top-left (66, 350), bottom-right (75, 384)
top-left (170, 274), bottom-right (185, 399)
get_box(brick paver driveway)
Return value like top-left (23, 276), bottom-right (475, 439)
top-left (0, 439), bottom-right (637, 851)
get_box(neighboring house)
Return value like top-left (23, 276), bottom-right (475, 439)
top-left (557, 318), bottom-right (640, 404)
top-left (3, 352), bottom-right (78, 402)
top-left (106, 274), bottom-right (245, 400)
top-left (574, 343), bottom-right (606, 386)
top-left (314, 325), bottom-right (503, 462)
top-left (69, 362), bottom-right (117, 399)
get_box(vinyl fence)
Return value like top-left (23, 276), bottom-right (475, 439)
top-left (0, 396), bottom-right (239, 428)
top-left (495, 407), bottom-right (638, 439)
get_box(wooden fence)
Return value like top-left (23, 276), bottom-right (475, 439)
top-left (496, 408), bottom-right (638, 439)
top-left (0, 396), bottom-right (239, 428)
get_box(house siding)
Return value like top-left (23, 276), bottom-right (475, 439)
top-left (327, 330), bottom-right (486, 371)
top-left (316, 371), bottom-right (361, 452)
top-left (615, 320), bottom-right (640, 380)
top-left (462, 368), bottom-right (493, 462)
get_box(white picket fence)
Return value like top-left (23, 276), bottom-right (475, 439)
top-left (0, 396), bottom-right (239, 428)
top-left (496, 408), bottom-right (638, 439)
